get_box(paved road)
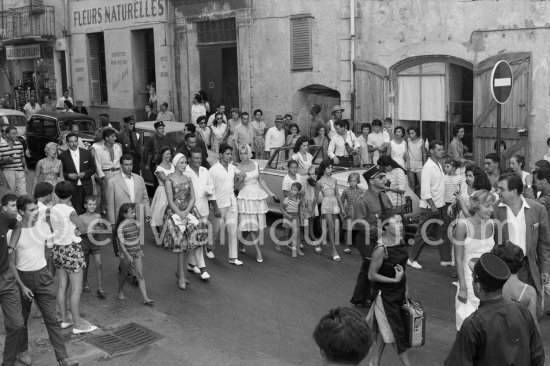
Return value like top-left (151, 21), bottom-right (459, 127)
top-left (0, 171), bottom-right (548, 365)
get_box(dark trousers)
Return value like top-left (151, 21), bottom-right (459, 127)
top-left (518, 257), bottom-right (543, 319)
top-left (410, 207), bottom-right (452, 262)
top-left (351, 231), bottom-right (375, 303)
top-left (18, 267), bottom-right (68, 361)
top-left (70, 185), bottom-right (86, 215)
top-left (0, 270), bottom-right (25, 366)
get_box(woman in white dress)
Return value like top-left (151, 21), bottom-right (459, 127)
top-left (150, 147), bottom-right (174, 233)
top-left (453, 189), bottom-right (496, 331)
top-left (291, 137), bottom-right (313, 175)
top-left (211, 112), bottom-right (228, 153)
top-left (235, 144), bottom-right (277, 262)
top-left (510, 154), bottom-right (531, 185)
top-left (191, 93), bottom-right (206, 127)
top-left (387, 126), bottom-right (408, 169)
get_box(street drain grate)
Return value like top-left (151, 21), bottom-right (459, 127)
top-left (84, 323), bottom-right (163, 355)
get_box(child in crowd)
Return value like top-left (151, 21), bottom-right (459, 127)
top-left (116, 203), bottom-right (154, 305)
top-left (79, 196), bottom-right (106, 299)
top-left (357, 123), bottom-right (372, 166)
top-left (443, 159), bottom-right (464, 219)
top-left (301, 166), bottom-right (318, 248)
top-left (383, 117), bottom-right (394, 140)
top-left (280, 182), bottom-right (303, 257)
top-left (282, 160), bottom-right (301, 198)
top-left (341, 173), bottom-right (365, 254)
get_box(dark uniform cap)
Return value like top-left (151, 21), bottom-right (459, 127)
top-left (362, 165), bottom-right (384, 182)
top-left (468, 253), bottom-right (511, 290)
top-left (154, 121), bottom-right (165, 129)
top-left (123, 116), bottom-right (135, 123)
top-left (34, 182), bottom-right (54, 199)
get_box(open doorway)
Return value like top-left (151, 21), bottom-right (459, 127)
top-left (292, 84), bottom-right (340, 137)
top-left (132, 28), bottom-right (156, 117)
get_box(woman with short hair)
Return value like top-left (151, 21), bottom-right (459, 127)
top-left (32, 142), bottom-right (64, 197)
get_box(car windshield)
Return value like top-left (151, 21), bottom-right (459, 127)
top-left (59, 119), bottom-right (96, 134)
top-left (266, 145), bottom-right (321, 170)
top-left (141, 130), bottom-right (182, 150)
top-left (2, 115), bottom-right (26, 126)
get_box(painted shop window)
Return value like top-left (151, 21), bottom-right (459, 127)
top-left (290, 15), bottom-right (312, 72)
top-left (87, 32), bottom-right (108, 105)
top-left (197, 18), bottom-right (236, 44)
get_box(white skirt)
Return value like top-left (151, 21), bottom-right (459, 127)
top-left (150, 185), bottom-right (168, 227)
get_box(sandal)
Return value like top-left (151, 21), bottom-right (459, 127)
top-left (343, 248), bottom-right (351, 254)
top-left (82, 284), bottom-right (90, 293)
top-left (332, 255), bottom-right (342, 262)
top-left (143, 300), bottom-right (155, 306)
top-left (315, 246), bottom-right (322, 254)
top-left (96, 289), bottom-right (107, 299)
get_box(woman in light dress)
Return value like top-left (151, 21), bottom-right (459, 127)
top-left (235, 144), bottom-right (277, 262)
top-left (312, 126), bottom-right (329, 164)
top-left (224, 108), bottom-right (241, 159)
top-left (387, 126), bottom-right (408, 169)
top-left (453, 190), bottom-right (496, 331)
top-left (291, 137), bottom-right (313, 175)
top-left (32, 142), bottom-right (64, 196)
top-left (250, 109), bottom-right (266, 159)
top-left (150, 147), bottom-right (174, 233)
top-left (191, 93), bottom-right (206, 127)
top-left (286, 123), bottom-right (302, 149)
top-left (211, 112), bottom-right (228, 153)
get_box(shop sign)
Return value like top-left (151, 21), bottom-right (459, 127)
top-left (6, 45), bottom-right (41, 60)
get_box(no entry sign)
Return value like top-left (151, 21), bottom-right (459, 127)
top-left (490, 60), bottom-right (513, 104)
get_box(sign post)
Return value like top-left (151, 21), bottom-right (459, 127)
top-left (490, 60), bottom-right (513, 171)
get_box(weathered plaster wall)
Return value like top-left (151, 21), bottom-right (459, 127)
top-left (358, 0), bottom-right (550, 165)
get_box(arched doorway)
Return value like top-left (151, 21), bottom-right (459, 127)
top-left (292, 84), bottom-right (340, 137)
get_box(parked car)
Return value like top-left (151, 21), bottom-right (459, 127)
top-left (134, 121), bottom-right (218, 186)
top-left (26, 112), bottom-right (96, 161)
top-left (0, 109), bottom-right (27, 136)
top-left (259, 146), bottom-right (421, 218)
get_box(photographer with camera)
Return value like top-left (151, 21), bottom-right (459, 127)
top-left (327, 120), bottom-right (360, 168)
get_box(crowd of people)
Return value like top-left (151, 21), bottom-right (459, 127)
top-left (0, 92), bottom-right (548, 365)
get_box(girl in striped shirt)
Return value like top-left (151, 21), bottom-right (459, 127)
top-left (280, 182), bottom-right (303, 257)
top-left (116, 203), bottom-right (154, 306)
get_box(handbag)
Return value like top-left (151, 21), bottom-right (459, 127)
top-left (401, 298), bottom-right (426, 348)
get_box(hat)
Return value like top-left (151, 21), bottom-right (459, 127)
top-left (172, 152), bottom-right (185, 167)
top-left (468, 253), bottom-right (511, 290)
top-left (123, 116), bottom-right (135, 123)
top-left (54, 181), bottom-right (75, 200)
top-left (331, 105), bottom-right (345, 114)
top-left (154, 121), bottom-right (165, 129)
top-left (275, 115), bottom-right (284, 122)
top-left (362, 165), bottom-right (384, 181)
top-left (34, 182), bottom-right (54, 199)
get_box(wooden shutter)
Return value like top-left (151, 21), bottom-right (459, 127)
top-left (354, 60), bottom-right (388, 131)
top-left (473, 53), bottom-right (531, 166)
top-left (88, 34), bottom-right (101, 106)
top-left (290, 16), bottom-right (312, 71)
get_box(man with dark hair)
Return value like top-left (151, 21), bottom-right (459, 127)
top-left (327, 119), bottom-right (359, 168)
top-left (367, 119), bottom-right (390, 163)
top-left (156, 102), bottom-right (175, 121)
top-left (350, 165), bottom-right (394, 307)
top-left (313, 307), bottom-right (372, 365)
top-left (59, 133), bottom-right (96, 215)
top-left (92, 127), bottom-right (123, 214)
top-left (117, 116), bottom-right (141, 174)
top-left (207, 104), bottom-right (227, 126)
top-left (0, 125), bottom-right (28, 194)
top-left (484, 152), bottom-right (501, 190)
top-left (56, 89), bottom-right (73, 111)
top-left (408, 140), bottom-right (452, 269)
top-left (445, 253), bottom-right (544, 366)
top-left (233, 112), bottom-right (254, 153)
top-left (176, 124), bottom-right (210, 169)
top-left (493, 172), bottom-right (550, 319)
top-left (144, 121), bottom-right (167, 191)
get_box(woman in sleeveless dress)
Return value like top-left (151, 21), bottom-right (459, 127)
top-left (162, 153), bottom-right (208, 290)
top-left (235, 144), bottom-right (277, 262)
top-left (387, 126), bottom-right (408, 169)
top-left (224, 109), bottom-right (241, 160)
top-left (291, 137), bottom-right (313, 175)
top-left (250, 109), bottom-right (266, 159)
top-left (150, 147), bottom-right (174, 232)
top-left (453, 190), bottom-right (496, 331)
top-left (366, 214), bottom-right (412, 366)
top-left (32, 142), bottom-right (64, 196)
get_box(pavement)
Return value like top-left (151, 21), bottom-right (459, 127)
top-left (0, 170), bottom-right (548, 365)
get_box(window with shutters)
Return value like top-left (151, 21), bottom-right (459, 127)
top-left (87, 32), bottom-right (108, 105)
top-left (290, 15), bottom-right (312, 72)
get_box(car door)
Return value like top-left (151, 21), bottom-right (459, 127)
top-left (26, 116), bottom-right (43, 160)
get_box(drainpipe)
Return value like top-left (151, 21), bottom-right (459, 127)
top-left (349, 0), bottom-right (355, 124)
top-left (64, 0), bottom-right (73, 98)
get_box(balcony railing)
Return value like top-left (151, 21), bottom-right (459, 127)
top-left (0, 6), bottom-right (55, 41)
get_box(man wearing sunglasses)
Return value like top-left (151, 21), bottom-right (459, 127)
top-left (117, 116), bottom-right (141, 175)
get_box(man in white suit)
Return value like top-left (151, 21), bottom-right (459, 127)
top-left (106, 154), bottom-right (151, 249)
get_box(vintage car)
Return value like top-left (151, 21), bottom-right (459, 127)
top-left (258, 146), bottom-right (421, 219)
top-left (0, 109), bottom-right (27, 136)
top-left (134, 121), bottom-right (218, 186)
top-left (26, 112), bottom-right (96, 161)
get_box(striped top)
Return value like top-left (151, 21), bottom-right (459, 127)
top-left (283, 197), bottom-right (301, 214)
top-left (0, 140), bottom-right (24, 170)
top-left (118, 222), bottom-right (140, 249)
top-left (444, 174), bottom-right (464, 203)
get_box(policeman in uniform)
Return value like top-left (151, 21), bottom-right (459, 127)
top-left (117, 116), bottom-right (141, 174)
top-left (145, 121), bottom-right (167, 190)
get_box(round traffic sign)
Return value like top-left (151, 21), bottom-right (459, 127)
top-left (490, 60), bottom-right (513, 104)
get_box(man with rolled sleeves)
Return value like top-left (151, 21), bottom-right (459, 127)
top-left (349, 165), bottom-right (394, 307)
top-left (445, 253), bottom-right (544, 366)
top-left (117, 116), bottom-right (141, 175)
top-left (144, 121), bottom-right (168, 191)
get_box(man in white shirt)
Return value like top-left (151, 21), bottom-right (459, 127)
top-left (93, 128), bottom-right (123, 215)
top-left (208, 143), bottom-right (245, 266)
top-left (264, 115), bottom-right (286, 158)
top-left (23, 97), bottom-right (41, 120)
top-left (327, 120), bottom-right (359, 168)
top-left (367, 119), bottom-right (390, 164)
top-left (56, 89), bottom-right (73, 110)
top-left (408, 140), bottom-right (452, 269)
top-left (326, 105), bottom-right (344, 140)
top-left (155, 102), bottom-right (175, 121)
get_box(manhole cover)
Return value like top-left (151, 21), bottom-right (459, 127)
top-left (84, 323), bottom-right (163, 355)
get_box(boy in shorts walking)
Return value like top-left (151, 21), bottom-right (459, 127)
top-left (79, 196), bottom-right (106, 299)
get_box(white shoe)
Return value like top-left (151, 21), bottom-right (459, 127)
top-left (187, 264), bottom-right (201, 274)
top-left (452, 281), bottom-right (459, 287)
top-left (72, 325), bottom-right (98, 335)
top-left (205, 249), bottom-right (215, 259)
top-left (407, 259), bottom-right (423, 269)
top-left (200, 271), bottom-right (211, 280)
top-left (440, 261), bottom-right (454, 267)
top-left (228, 258), bottom-right (243, 266)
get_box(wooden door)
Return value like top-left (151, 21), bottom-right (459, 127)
top-left (354, 60), bottom-right (388, 132)
top-left (473, 53), bottom-right (531, 167)
top-left (199, 48), bottom-right (222, 112)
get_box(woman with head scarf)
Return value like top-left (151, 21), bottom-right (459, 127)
top-left (32, 142), bottom-right (64, 197)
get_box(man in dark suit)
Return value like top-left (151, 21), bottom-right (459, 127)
top-left (494, 172), bottom-right (550, 319)
top-left (59, 133), bottom-right (96, 214)
top-left (117, 116), bottom-right (141, 175)
top-left (176, 123), bottom-right (210, 169)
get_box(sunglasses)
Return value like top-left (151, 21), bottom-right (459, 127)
top-left (216, 117), bottom-right (223, 120)
top-left (0, 130), bottom-right (6, 133)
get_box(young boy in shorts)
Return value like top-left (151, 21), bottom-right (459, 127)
top-left (79, 196), bottom-right (106, 299)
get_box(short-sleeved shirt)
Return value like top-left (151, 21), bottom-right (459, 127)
top-left (233, 123), bottom-right (254, 146)
top-left (156, 111), bottom-right (175, 121)
top-left (50, 204), bottom-right (82, 246)
top-left (0, 212), bottom-right (17, 274)
top-left (283, 197), bottom-right (301, 214)
top-left (120, 222), bottom-right (140, 250)
top-left (209, 162), bottom-right (237, 208)
top-left (0, 139), bottom-right (25, 170)
top-left (367, 131), bottom-right (390, 164)
top-left (282, 174), bottom-right (302, 192)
